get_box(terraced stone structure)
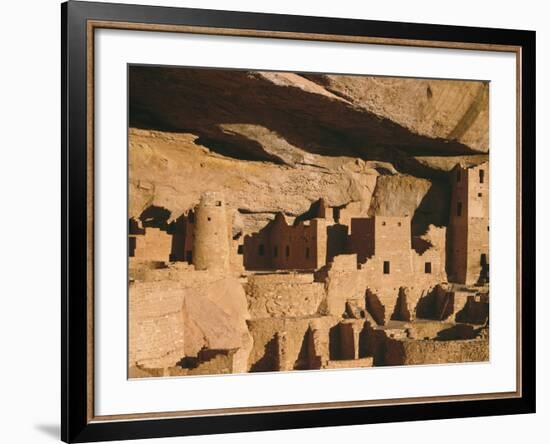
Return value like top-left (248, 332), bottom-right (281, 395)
top-left (127, 67), bottom-right (490, 378)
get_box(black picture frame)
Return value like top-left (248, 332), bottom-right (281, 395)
top-left (61, 1), bottom-right (536, 442)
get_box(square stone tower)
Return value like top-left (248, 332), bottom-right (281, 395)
top-left (448, 162), bottom-right (489, 285)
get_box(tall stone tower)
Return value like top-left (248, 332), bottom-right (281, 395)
top-left (448, 162), bottom-right (489, 285)
top-left (192, 192), bottom-right (231, 271)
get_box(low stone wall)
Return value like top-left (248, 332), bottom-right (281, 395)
top-left (245, 273), bottom-right (325, 319)
top-left (365, 286), bottom-right (430, 325)
top-left (405, 321), bottom-right (456, 340)
top-left (325, 357), bottom-right (373, 369)
top-left (247, 316), bottom-right (376, 372)
top-left (384, 338), bottom-right (489, 366)
top-left (247, 316), bottom-right (341, 372)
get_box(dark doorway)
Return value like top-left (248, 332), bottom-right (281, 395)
top-left (424, 262), bottom-right (432, 274)
top-left (479, 253), bottom-right (489, 283)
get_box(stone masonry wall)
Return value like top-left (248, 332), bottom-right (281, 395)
top-left (245, 273), bottom-right (325, 318)
top-left (449, 162), bottom-right (489, 284)
top-left (244, 214), bottom-right (326, 270)
top-left (131, 227), bottom-right (172, 262)
top-left (385, 338), bottom-right (489, 366)
top-left (321, 254), bottom-right (367, 316)
top-left (247, 316), bottom-right (342, 372)
top-left (192, 192), bottom-right (232, 271)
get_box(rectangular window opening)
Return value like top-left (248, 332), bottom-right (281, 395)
top-left (424, 262), bottom-right (432, 274)
top-left (479, 169), bottom-right (485, 184)
top-left (129, 237), bottom-right (136, 257)
top-left (383, 261), bottom-right (390, 274)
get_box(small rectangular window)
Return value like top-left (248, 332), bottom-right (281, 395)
top-left (215, 201), bottom-right (222, 206)
top-left (383, 261), bottom-right (390, 274)
top-left (478, 192), bottom-right (482, 197)
top-left (273, 246), bottom-right (278, 257)
top-left (258, 244), bottom-right (265, 256)
top-left (457, 202), bottom-right (462, 217)
top-left (479, 169), bottom-right (485, 184)
top-left (129, 237), bottom-right (136, 257)
top-left (425, 262), bottom-right (432, 274)
top-left (237, 246), bottom-right (243, 255)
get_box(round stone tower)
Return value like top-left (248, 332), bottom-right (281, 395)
top-left (192, 192), bottom-right (231, 271)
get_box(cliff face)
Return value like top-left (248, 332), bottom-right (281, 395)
top-left (303, 74), bottom-right (489, 153)
top-left (128, 67), bottom-right (489, 235)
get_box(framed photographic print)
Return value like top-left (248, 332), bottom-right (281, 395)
top-left (61, 1), bottom-right (536, 442)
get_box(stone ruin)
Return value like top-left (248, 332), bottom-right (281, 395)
top-left (128, 163), bottom-right (489, 378)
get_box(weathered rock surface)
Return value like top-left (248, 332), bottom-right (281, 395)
top-left (129, 67), bottom-right (488, 162)
top-left (304, 74), bottom-right (489, 152)
top-left (129, 128), bottom-right (378, 233)
top-left (367, 175), bottom-right (449, 233)
top-left (129, 67), bottom-right (489, 235)
top-left (129, 129), bottom-right (479, 236)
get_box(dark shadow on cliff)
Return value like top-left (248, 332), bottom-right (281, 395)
top-left (129, 66), bottom-right (480, 180)
top-left (139, 205), bottom-right (171, 230)
top-left (411, 179), bottom-right (450, 235)
top-left (194, 132), bottom-right (288, 164)
top-left (294, 198), bottom-right (327, 224)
